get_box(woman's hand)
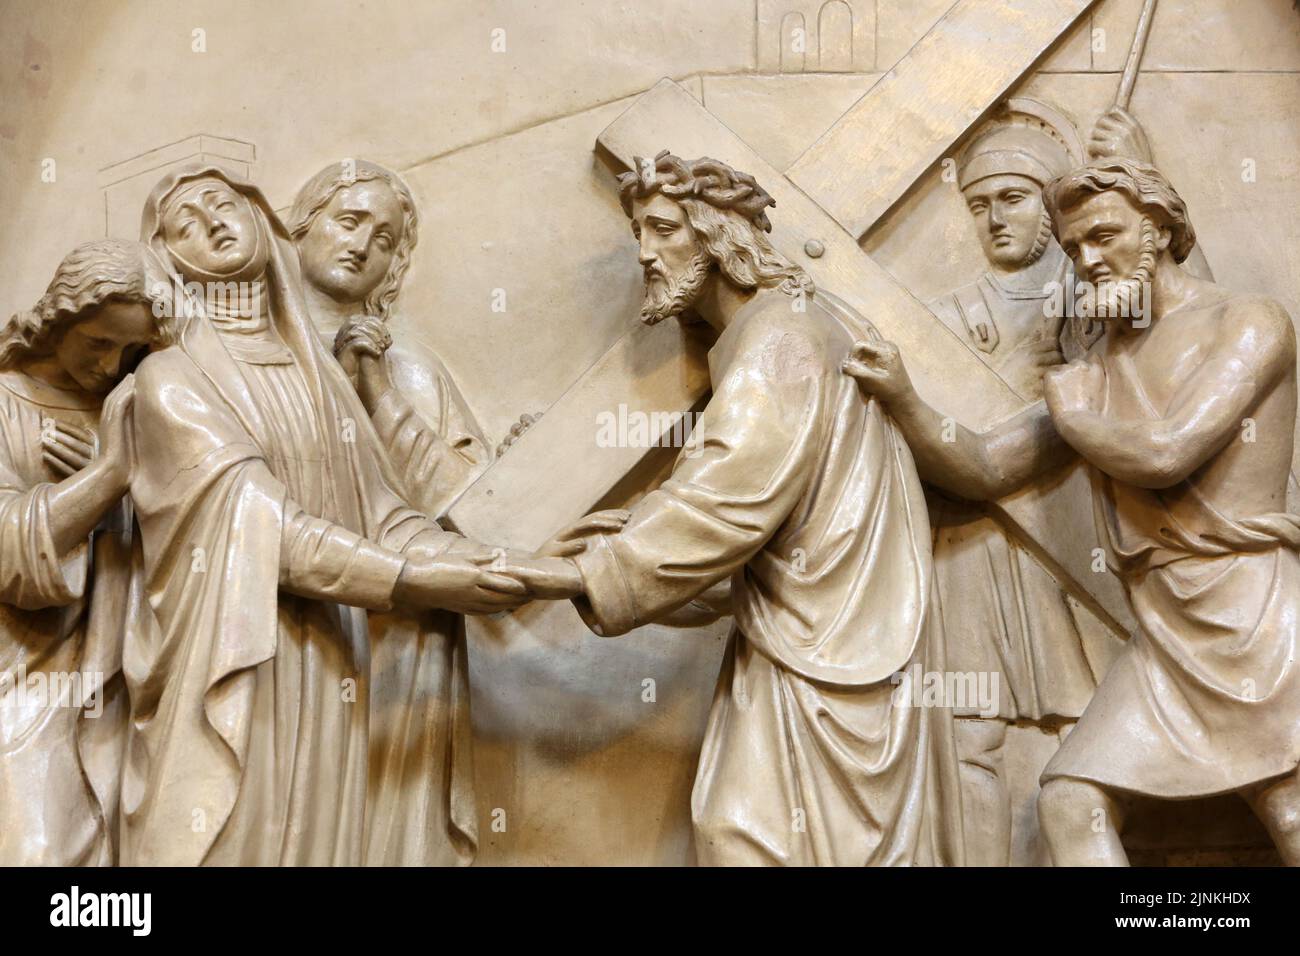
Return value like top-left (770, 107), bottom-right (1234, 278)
top-left (393, 551), bottom-right (531, 615)
top-left (490, 555), bottom-right (585, 601)
top-left (334, 317), bottom-right (394, 412)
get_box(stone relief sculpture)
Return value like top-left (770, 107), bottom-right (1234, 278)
top-left (3, 0), bottom-right (1297, 872)
top-left (289, 160), bottom-right (490, 517)
top-left (925, 99), bottom-right (1126, 866)
top-left (541, 152), bottom-right (963, 865)
top-left (845, 157), bottom-right (1300, 867)
top-left (0, 240), bottom-right (166, 865)
top-left (288, 160), bottom-right (492, 864)
top-left (931, 99), bottom-right (1093, 389)
top-left (117, 165), bottom-right (566, 865)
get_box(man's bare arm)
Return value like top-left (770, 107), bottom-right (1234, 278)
top-left (843, 340), bottom-right (1074, 501)
top-left (1048, 300), bottom-right (1294, 489)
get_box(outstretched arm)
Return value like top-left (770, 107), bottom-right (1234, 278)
top-left (1046, 298), bottom-right (1294, 489)
top-left (843, 340), bottom-right (1074, 501)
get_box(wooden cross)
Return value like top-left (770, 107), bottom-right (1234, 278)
top-left (446, 0), bottom-right (1134, 634)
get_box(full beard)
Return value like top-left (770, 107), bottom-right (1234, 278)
top-left (639, 252), bottom-right (712, 325)
top-left (1081, 219), bottom-right (1157, 324)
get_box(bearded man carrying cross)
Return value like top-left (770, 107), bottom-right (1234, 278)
top-left (542, 151), bottom-right (963, 866)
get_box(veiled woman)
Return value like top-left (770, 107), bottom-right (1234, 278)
top-left (123, 165), bottom-right (542, 866)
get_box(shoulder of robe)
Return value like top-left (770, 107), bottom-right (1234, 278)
top-left (0, 371), bottom-right (28, 411)
top-left (386, 337), bottom-right (454, 395)
top-left (732, 295), bottom-right (849, 385)
top-left (133, 348), bottom-right (211, 416)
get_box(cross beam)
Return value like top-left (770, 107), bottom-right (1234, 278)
top-left (447, 1), bottom-right (1132, 635)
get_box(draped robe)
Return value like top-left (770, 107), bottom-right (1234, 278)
top-left (927, 244), bottom-right (1119, 722)
top-left (348, 341), bottom-right (486, 865)
top-left (571, 292), bottom-right (963, 866)
top-left (0, 370), bottom-right (133, 865)
top-left (121, 166), bottom-right (477, 865)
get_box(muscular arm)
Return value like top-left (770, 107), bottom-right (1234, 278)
top-left (1049, 299), bottom-right (1294, 489)
top-left (885, 389), bottom-right (1074, 501)
top-left (844, 338), bottom-right (1074, 501)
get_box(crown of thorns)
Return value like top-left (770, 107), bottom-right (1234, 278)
top-left (618, 150), bottom-right (776, 232)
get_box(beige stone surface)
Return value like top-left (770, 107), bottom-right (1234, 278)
top-left (3, 0), bottom-right (1299, 867)
top-left (703, 73), bottom-right (880, 171)
top-left (1093, 0), bottom-right (1300, 72)
top-left (0, 0), bottom-right (753, 310)
top-left (756, 0), bottom-right (876, 72)
top-left (470, 605), bottom-right (730, 866)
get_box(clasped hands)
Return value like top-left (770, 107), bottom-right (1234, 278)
top-left (393, 510), bottom-right (630, 616)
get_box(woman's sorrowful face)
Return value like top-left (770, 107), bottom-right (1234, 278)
top-left (160, 179), bottom-right (260, 277)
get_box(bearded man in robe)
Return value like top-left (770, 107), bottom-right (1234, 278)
top-left (543, 152), bottom-right (963, 866)
top-left (923, 101), bottom-right (1125, 865)
top-left (0, 238), bottom-right (169, 864)
top-left (121, 165), bottom-right (563, 866)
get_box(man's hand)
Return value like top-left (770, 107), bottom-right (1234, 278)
top-left (1087, 106), bottom-right (1153, 164)
top-left (537, 509), bottom-right (632, 558)
top-left (841, 339), bottom-right (916, 405)
top-left (1043, 359), bottom-right (1103, 419)
top-left (996, 326), bottom-right (1065, 399)
top-left (393, 550), bottom-right (531, 615)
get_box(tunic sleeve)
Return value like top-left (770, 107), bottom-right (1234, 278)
top-left (571, 311), bottom-right (829, 636)
top-left (278, 497), bottom-right (406, 611)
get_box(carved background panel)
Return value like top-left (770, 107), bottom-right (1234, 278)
top-left (2, 0), bottom-right (1297, 865)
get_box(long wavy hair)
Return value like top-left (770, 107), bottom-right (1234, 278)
top-left (618, 151), bottom-right (814, 299)
top-left (0, 239), bottom-right (172, 370)
top-left (286, 160), bottom-right (419, 321)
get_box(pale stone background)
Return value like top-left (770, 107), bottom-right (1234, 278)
top-left (2, 0), bottom-right (1297, 865)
